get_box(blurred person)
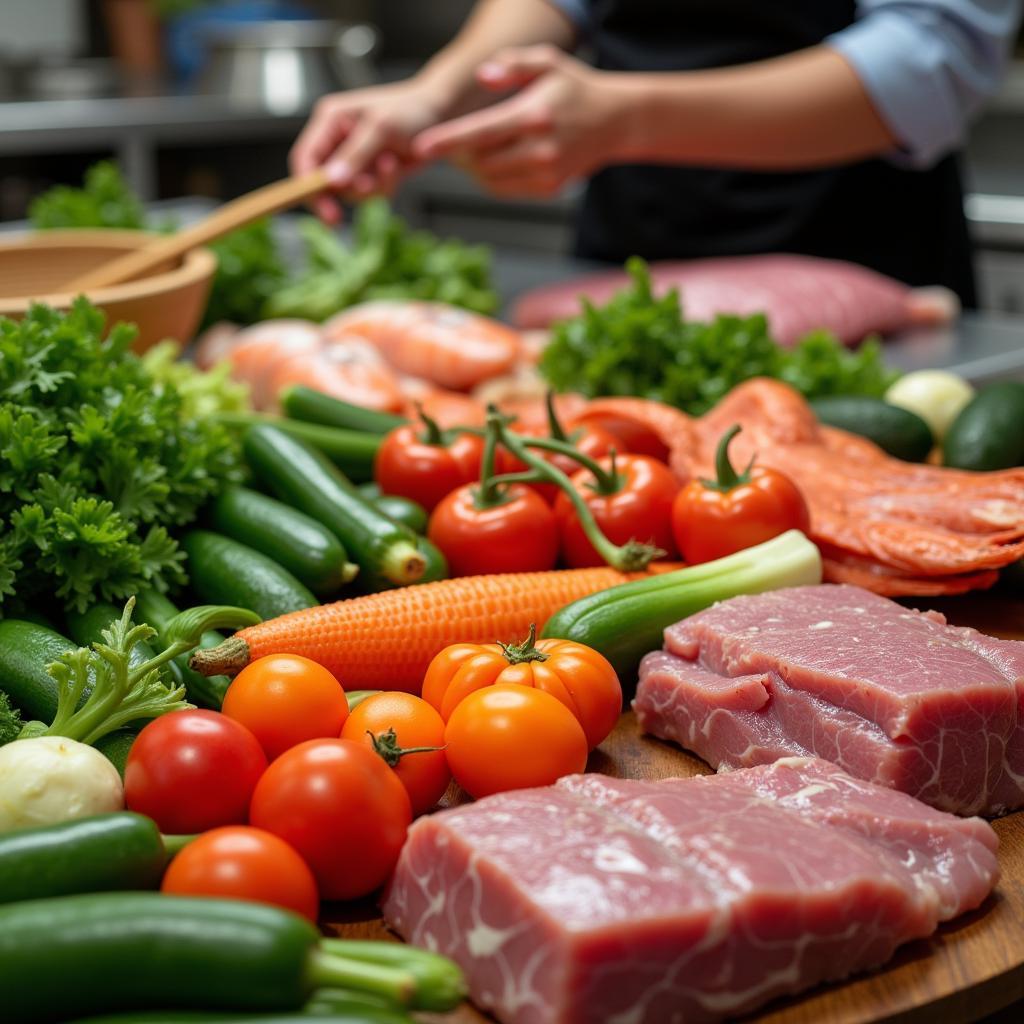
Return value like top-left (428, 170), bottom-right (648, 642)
top-left (291, 0), bottom-right (1024, 304)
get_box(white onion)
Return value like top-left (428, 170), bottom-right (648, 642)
top-left (886, 371), bottom-right (975, 441)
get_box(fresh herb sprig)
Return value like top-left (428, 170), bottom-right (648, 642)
top-left (0, 299), bottom-right (244, 613)
top-left (540, 258), bottom-right (900, 414)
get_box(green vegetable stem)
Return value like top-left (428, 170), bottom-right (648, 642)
top-left (17, 599), bottom-right (260, 745)
top-left (483, 410), bottom-right (661, 571)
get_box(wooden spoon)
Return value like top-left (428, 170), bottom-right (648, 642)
top-left (62, 168), bottom-right (331, 293)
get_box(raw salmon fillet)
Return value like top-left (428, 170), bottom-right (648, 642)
top-left (635, 583), bottom-right (1024, 815)
top-left (383, 758), bottom-right (998, 1024)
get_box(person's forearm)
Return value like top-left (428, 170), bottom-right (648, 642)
top-left (605, 46), bottom-right (898, 170)
top-left (415, 0), bottom-right (576, 118)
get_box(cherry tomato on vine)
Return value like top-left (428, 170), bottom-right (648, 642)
top-left (124, 710), bottom-right (267, 834)
top-left (428, 482), bottom-right (558, 576)
top-left (672, 424), bottom-right (810, 563)
top-left (249, 738), bottom-right (411, 900)
top-left (161, 826), bottom-right (319, 921)
top-left (374, 411), bottom-right (483, 511)
top-left (341, 692), bottom-right (450, 815)
top-left (222, 654), bottom-right (348, 761)
top-left (423, 626), bottom-right (621, 749)
top-left (445, 685), bottom-right (588, 799)
top-left (555, 454), bottom-right (680, 568)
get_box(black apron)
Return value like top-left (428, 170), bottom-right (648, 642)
top-left (574, 0), bottom-right (978, 306)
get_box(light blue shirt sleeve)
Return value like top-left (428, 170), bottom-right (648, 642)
top-left (826, 1), bottom-right (1023, 168)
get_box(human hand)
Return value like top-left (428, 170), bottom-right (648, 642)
top-left (414, 46), bottom-right (624, 198)
top-left (290, 80), bottom-right (448, 223)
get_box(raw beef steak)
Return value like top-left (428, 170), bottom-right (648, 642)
top-left (635, 583), bottom-right (1024, 815)
top-left (382, 759), bottom-right (998, 1024)
top-left (512, 254), bottom-right (956, 345)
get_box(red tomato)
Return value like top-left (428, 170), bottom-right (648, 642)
top-left (222, 654), bottom-right (348, 761)
top-left (501, 423), bottom-right (621, 504)
top-left (672, 425), bottom-right (810, 563)
top-left (374, 419), bottom-right (484, 511)
top-left (444, 685), bottom-right (588, 799)
top-left (124, 710), bottom-right (267, 834)
top-left (161, 826), bottom-right (319, 921)
top-left (249, 738), bottom-right (411, 901)
top-left (555, 454), bottom-right (680, 568)
top-left (341, 693), bottom-right (450, 815)
top-left (428, 482), bottom-right (558, 576)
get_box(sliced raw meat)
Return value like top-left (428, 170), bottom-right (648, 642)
top-left (383, 759), bottom-right (998, 1024)
top-left (634, 583), bottom-right (1024, 815)
top-left (512, 254), bottom-right (958, 345)
top-left (577, 379), bottom-right (1024, 595)
top-left (324, 301), bottom-right (522, 391)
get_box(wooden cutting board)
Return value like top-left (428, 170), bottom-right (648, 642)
top-left (324, 591), bottom-right (1024, 1023)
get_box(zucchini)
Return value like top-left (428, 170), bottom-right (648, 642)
top-left (809, 396), bottom-right (933, 462)
top-left (209, 485), bottom-right (358, 596)
top-left (281, 385), bottom-right (407, 435)
top-left (133, 592), bottom-right (231, 710)
top-left (942, 380), bottom-right (1024, 471)
top-left (372, 495), bottom-right (428, 535)
top-left (0, 620), bottom-right (76, 722)
top-left (542, 530), bottom-right (822, 685)
top-left (245, 425), bottom-right (426, 588)
top-left (183, 530), bottom-right (317, 621)
top-left (220, 413), bottom-right (381, 482)
top-left (0, 813), bottom-right (166, 905)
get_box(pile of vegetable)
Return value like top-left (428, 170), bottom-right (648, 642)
top-left (0, 299), bottom-right (243, 614)
top-left (30, 162), bottom-right (498, 326)
top-left (540, 257), bottom-right (900, 414)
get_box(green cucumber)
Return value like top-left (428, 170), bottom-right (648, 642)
top-left (244, 425), bottom-right (426, 587)
top-left (209, 485), bottom-right (358, 596)
top-left (134, 592), bottom-right (231, 710)
top-left (357, 482), bottom-right (382, 501)
top-left (183, 530), bottom-right (317, 621)
top-left (542, 530), bottom-right (822, 686)
top-left (281, 385), bottom-right (407, 435)
top-left (220, 413), bottom-right (381, 482)
top-left (809, 396), bottom-right (933, 462)
top-left (93, 729), bottom-right (138, 777)
top-left (943, 380), bottom-right (1024, 471)
top-left (372, 495), bottom-right (428, 535)
top-left (356, 535), bottom-right (448, 594)
top-left (0, 620), bottom-right (76, 722)
top-left (0, 813), bottom-right (166, 905)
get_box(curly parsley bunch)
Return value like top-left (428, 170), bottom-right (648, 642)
top-left (0, 299), bottom-right (243, 613)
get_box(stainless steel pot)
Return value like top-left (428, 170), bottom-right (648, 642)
top-left (197, 19), bottom-right (379, 112)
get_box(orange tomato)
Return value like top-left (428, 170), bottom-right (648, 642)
top-left (422, 626), bottom-right (621, 749)
top-left (341, 692), bottom-right (451, 815)
top-left (222, 654), bottom-right (348, 761)
top-left (444, 685), bottom-right (588, 798)
top-left (161, 826), bottom-right (319, 921)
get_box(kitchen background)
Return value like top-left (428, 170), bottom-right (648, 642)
top-left (0, 0), bottom-right (1022, 311)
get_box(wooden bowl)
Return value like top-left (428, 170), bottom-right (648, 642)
top-left (0, 229), bottom-right (216, 351)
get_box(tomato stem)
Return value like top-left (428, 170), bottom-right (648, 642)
top-left (415, 404), bottom-right (445, 446)
top-left (520, 436), bottom-right (619, 491)
top-left (369, 727), bottom-right (445, 768)
top-left (702, 424), bottom-right (756, 493)
top-left (473, 413), bottom-right (509, 509)
top-left (494, 417), bottom-right (658, 571)
top-left (498, 623), bottom-right (549, 665)
top-left (545, 390), bottom-right (570, 442)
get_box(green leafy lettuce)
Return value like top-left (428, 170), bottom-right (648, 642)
top-left (28, 161), bottom-right (147, 231)
top-left (0, 300), bottom-right (243, 614)
top-left (263, 198), bottom-right (498, 321)
top-left (540, 258), bottom-right (900, 414)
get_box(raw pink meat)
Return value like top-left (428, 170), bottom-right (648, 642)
top-left (635, 583), bottom-right (1024, 815)
top-left (383, 759), bottom-right (998, 1024)
top-left (512, 254), bottom-right (957, 345)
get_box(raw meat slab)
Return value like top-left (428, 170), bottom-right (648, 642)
top-left (635, 584), bottom-right (1024, 815)
top-left (382, 758), bottom-right (998, 1024)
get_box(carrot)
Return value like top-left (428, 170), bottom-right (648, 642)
top-left (190, 567), bottom-right (649, 692)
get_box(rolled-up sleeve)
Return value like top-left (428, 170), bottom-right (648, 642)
top-left (826, 1), bottom-right (1023, 167)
